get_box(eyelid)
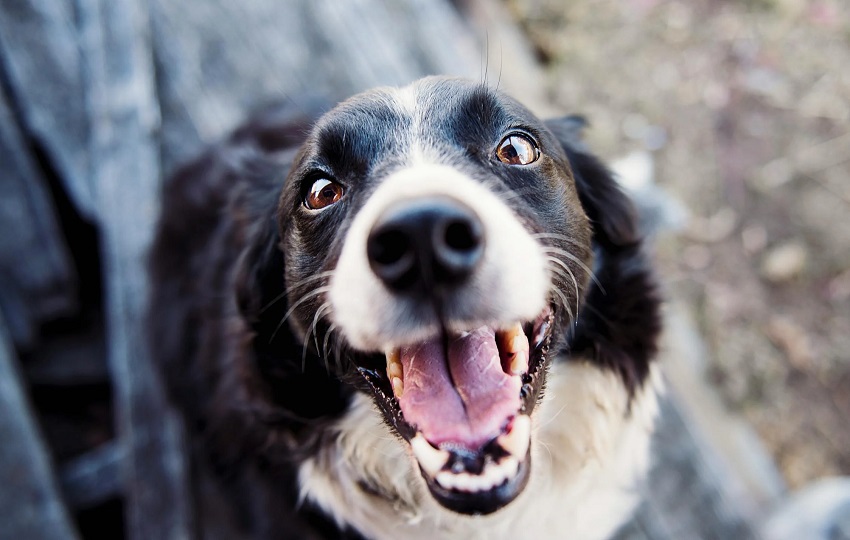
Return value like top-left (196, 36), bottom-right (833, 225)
top-left (503, 127), bottom-right (540, 145)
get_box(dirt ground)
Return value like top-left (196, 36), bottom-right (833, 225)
top-left (505, 0), bottom-right (850, 488)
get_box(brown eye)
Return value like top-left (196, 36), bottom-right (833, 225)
top-left (496, 133), bottom-right (540, 165)
top-left (305, 178), bottom-right (344, 209)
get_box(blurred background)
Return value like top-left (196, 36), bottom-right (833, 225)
top-left (507, 0), bottom-right (850, 489)
top-left (0, 0), bottom-right (847, 538)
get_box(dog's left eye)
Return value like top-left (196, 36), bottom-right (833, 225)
top-left (496, 133), bottom-right (540, 165)
top-left (305, 178), bottom-right (344, 210)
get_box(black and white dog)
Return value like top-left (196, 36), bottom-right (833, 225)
top-left (149, 77), bottom-right (662, 540)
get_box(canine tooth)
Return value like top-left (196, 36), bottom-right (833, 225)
top-left (499, 323), bottom-right (527, 353)
top-left (410, 434), bottom-right (450, 477)
top-left (385, 350), bottom-right (403, 380)
top-left (498, 415), bottom-right (531, 459)
top-left (511, 334), bottom-right (529, 353)
top-left (391, 376), bottom-right (404, 397)
top-left (509, 349), bottom-right (529, 375)
top-left (387, 361), bottom-right (403, 380)
top-left (499, 323), bottom-right (529, 374)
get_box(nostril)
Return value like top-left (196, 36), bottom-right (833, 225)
top-left (370, 228), bottom-right (410, 266)
top-left (367, 226), bottom-right (417, 289)
top-left (443, 218), bottom-right (481, 253)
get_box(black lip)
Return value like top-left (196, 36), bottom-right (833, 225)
top-left (424, 454), bottom-right (531, 515)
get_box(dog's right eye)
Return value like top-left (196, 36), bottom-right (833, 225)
top-left (305, 178), bottom-right (344, 210)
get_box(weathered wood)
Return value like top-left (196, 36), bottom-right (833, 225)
top-left (0, 0), bottom-right (95, 220)
top-left (76, 0), bottom-right (194, 538)
top-left (0, 313), bottom-right (79, 540)
top-left (22, 327), bottom-right (108, 386)
top-left (0, 80), bottom-right (76, 349)
top-left (148, 0), bottom-right (483, 172)
top-left (612, 395), bottom-right (760, 540)
top-left (60, 442), bottom-right (125, 510)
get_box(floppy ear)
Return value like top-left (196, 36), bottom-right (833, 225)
top-left (234, 213), bottom-right (286, 331)
top-left (545, 116), bottom-right (661, 397)
top-left (545, 116), bottom-right (639, 248)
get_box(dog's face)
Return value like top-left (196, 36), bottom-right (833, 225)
top-left (276, 77), bottom-right (593, 514)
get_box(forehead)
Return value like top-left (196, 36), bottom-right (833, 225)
top-left (310, 79), bottom-right (537, 167)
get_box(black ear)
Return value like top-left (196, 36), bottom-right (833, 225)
top-left (234, 215), bottom-right (286, 329)
top-left (545, 116), bottom-right (639, 248)
top-left (546, 116), bottom-right (661, 398)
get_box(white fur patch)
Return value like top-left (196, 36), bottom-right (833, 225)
top-left (299, 361), bottom-right (662, 540)
top-left (329, 164), bottom-right (549, 351)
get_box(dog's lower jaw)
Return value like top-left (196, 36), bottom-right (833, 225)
top-left (298, 360), bottom-right (662, 540)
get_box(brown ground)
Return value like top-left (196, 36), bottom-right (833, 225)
top-left (505, 0), bottom-right (850, 488)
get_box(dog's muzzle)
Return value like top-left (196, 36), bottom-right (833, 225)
top-left (329, 164), bottom-right (553, 515)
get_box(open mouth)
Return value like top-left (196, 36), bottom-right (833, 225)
top-left (357, 306), bottom-right (555, 515)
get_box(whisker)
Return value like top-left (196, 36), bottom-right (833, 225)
top-left (322, 323), bottom-right (338, 371)
top-left (546, 256), bottom-right (581, 318)
top-left (302, 302), bottom-right (332, 371)
top-left (260, 270), bottom-right (335, 314)
top-left (540, 403), bottom-right (570, 428)
top-left (269, 286), bottom-right (332, 343)
top-left (541, 246), bottom-right (605, 294)
top-left (311, 303), bottom-right (332, 354)
top-left (548, 282), bottom-right (574, 323)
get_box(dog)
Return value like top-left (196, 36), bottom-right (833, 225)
top-left (149, 76), bottom-right (662, 540)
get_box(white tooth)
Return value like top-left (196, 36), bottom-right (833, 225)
top-left (387, 361), bottom-right (403, 380)
top-left (502, 456), bottom-right (519, 480)
top-left (454, 473), bottom-right (473, 492)
top-left (410, 434), bottom-right (450, 477)
top-left (436, 471), bottom-right (454, 490)
top-left (498, 415), bottom-right (531, 458)
top-left (511, 334), bottom-right (529, 353)
top-left (385, 350), bottom-right (403, 381)
top-left (480, 464), bottom-right (500, 490)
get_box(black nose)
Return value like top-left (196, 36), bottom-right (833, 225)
top-left (367, 197), bottom-right (485, 292)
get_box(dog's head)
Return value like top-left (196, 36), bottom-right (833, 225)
top-left (272, 77), bottom-right (628, 515)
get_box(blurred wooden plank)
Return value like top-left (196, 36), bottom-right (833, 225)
top-left (23, 327), bottom-right (108, 386)
top-left (611, 395), bottom-right (760, 540)
top-left (76, 0), bottom-right (194, 538)
top-left (0, 0), bottom-right (96, 220)
top-left (60, 442), bottom-right (125, 510)
top-left (641, 395), bottom-right (759, 539)
top-left (0, 78), bottom-right (76, 349)
top-left (149, 0), bottom-right (483, 172)
top-left (0, 313), bottom-right (79, 540)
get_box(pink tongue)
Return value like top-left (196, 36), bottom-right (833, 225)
top-left (397, 326), bottom-right (521, 450)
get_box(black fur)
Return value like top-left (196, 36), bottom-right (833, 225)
top-left (149, 80), bottom-right (661, 538)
